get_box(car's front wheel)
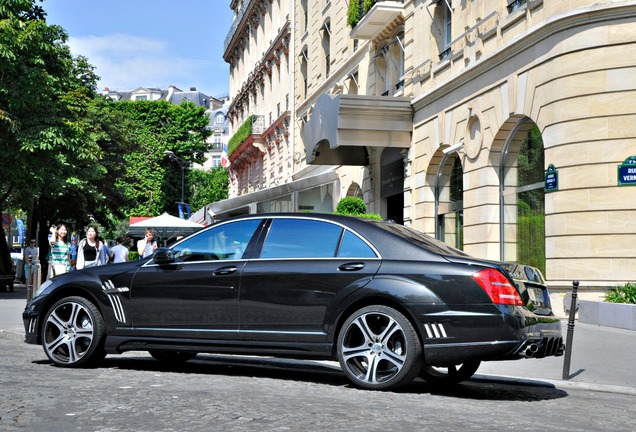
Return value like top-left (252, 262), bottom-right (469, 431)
top-left (420, 361), bottom-right (481, 385)
top-left (337, 305), bottom-right (422, 390)
top-left (42, 296), bottom-right (106, 367)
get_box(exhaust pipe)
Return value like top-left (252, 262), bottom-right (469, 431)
top-left (523, 343), bottom-right (539, 358)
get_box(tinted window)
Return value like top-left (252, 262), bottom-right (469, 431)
top-left (369, 220), bottom-right (470, 257)
top-left (173, 219), bottom-right (262, 262)
top-left (261, 219), bottom-right (342, 258)
top-left (338, 230), bottom-right (377, 258)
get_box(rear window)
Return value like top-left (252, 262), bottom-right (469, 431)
top-left (369, 221), bottom-right (470, 257)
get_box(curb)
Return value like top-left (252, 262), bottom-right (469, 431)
top-left (471, 373), bottom-right (636, 397)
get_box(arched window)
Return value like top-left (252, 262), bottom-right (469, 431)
top-left (501, 123), bottom-right (545, 274)
top-left (436, 154), bottom-right (463, 249)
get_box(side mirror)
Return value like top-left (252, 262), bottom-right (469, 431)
top-left (153, 248), bottom-right (175, 266)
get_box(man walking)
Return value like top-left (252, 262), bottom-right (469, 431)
top-left (111, 238), bottom-right (129, 263)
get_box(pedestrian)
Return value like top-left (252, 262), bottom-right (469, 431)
top-left (137, 227), bottom-right (158, 258)
top-left (101, 237), bottom-right (114, 263)
top-left (23, 238), bottom-right (39, 284)
top-left (69, 237), bottom-right (78, 270)
top-left (48, 224), bottom-right (71, 279)
top-left (76, 225), bottom-right (110, 269)
top-left (111, 238), bottom-right (129, 263)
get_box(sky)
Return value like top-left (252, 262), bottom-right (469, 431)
top-left (42, 0), bottom-right (235, 99)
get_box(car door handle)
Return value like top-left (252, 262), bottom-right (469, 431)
top-left (338, 262), bottom-right (365, 271)
top-left (213, 266), bottom-right (238, 275)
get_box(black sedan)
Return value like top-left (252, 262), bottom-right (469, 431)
top-left (23, 213), bottom-right (563, 390)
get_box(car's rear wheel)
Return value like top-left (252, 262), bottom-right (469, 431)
top-left (149, 350), bottom-right (197, 363)
top-left (42, 296), bottom-right (106, 367)
top-left (420, 361), bottom-right (481, 385)
top-left (337, 305), bottom-right (422, 390)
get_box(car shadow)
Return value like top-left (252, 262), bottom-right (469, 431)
top-left (95, 353), bottom-right (568, 402)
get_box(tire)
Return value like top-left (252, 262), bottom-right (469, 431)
top-left (420, 361), bottom-right (481, 385)
top-left (337, 305), bottom-right (422, 390)
top-left (149, 350), bottom-right (197, 363)
top-left (42, 296), bottom-right (106, 367)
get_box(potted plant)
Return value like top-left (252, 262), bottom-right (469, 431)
top-left (579, 283), bottom-right (636, 330)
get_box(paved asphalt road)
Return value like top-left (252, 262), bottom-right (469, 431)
top-left (2, 283), bottom-right (635, 395)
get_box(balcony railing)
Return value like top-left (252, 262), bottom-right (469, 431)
top-left (224, 0), bottom-right (251, 53)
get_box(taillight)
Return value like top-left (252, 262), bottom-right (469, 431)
top-left (472, 268), bottom-right (524, 306)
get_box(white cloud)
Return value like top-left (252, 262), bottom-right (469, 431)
top-left (68, 34), bottom-right (216, 93)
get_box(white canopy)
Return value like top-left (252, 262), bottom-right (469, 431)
top-left (127, 213), bottom-right (203, 245)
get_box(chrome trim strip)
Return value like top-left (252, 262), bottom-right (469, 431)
top-left (130, 328), bottom-right (324, 336)
top-left (425, 340), bottom-right (519, 349)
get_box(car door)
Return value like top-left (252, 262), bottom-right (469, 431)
top-left (128, 218), bottom-right (264, 340)
top-left (239, 217), bottom-right (381, 344)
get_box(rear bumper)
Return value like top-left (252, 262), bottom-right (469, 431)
top-left (416, 304), bottom-right (564, 365)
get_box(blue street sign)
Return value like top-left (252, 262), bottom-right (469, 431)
top-left (617, 155), bottom-right (636, 186)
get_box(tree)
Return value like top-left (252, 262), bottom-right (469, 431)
top-left (112, 100), bottom-right (212, 217)
top-left (189, 166), bottom-right (229, 212)
top-left (0, 0), bottom-right (135, 271)
top-left (0, 0), bottom-right (94, 271)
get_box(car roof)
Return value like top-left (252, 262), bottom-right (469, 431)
top-left (210, 213), bottom-right (452, 262)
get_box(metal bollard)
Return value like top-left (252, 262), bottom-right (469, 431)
top-left (562, 280), bottom-right (579, 380)
top-left (26, 260), bottom-right (42, 304)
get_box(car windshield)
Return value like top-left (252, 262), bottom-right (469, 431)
top-left (369, 220), bottom-right (471, 257)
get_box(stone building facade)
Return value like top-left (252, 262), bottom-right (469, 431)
top-left (216, 0), bottom-right (636, 295)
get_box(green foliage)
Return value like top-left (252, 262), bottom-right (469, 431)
top-left (347, 0), bottom-right (378, 27)
top-left (0, 0), bottom-right (131, 267)
top-left (336, 196), bottom-right (367, 215)
top-left (355, 213), bottom-right (384, 220)
top-left (335, 197), bottom-right (384, 220)
top-left (516, 211), bottom-right (545, 274)
top-left (188, 166), bottom-right (229, 211)
top-left (604, 282), bottom-right (636, 304)
top-left (112, 100), bottom-right (211, 217)
top-left (347, 0), bottom-right (361, 27)
top-left (228, 115), bottom-right (253, 156)
top-left (515, 126), bottom-right (546, 276)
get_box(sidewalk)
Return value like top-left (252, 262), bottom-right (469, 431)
top-left (2, 283), bottom-right (635, 394)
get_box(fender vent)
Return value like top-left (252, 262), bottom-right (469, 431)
top-left (102, 280), bottom-right (128, 324)
top-left (424, 323), bottom-right (447, 339)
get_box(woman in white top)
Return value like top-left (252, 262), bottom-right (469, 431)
top-left (76, 225), bottom-right (110, 269)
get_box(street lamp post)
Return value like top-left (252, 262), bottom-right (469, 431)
top-left (164, 150), bottom-right (187, 203)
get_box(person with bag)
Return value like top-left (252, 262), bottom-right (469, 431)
top-left (76, 225), bottom-right (110, 269)
top-left (48, 224), bottom-right (71, 279)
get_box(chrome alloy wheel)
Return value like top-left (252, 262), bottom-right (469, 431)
top-left (337, 305), bottom-right (422, 390)
top-left (42, 297), bottom-right (105, 366)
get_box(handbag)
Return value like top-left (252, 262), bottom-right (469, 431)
top-left (50, 264), bottom-right (68, 278)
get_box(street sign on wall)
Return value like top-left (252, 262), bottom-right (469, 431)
top-left (617, 155), bottom-right (636, 186)
top-left (545, 164), bottom-right (559, 192)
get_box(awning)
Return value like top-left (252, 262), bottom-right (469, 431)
top-left (205, 169), bottom-right (339, 219)
top-left (301, 93), bottom-right (412, 165)
top-left (127, 213), bottom-right (203, 244)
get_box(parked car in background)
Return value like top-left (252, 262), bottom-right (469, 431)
top-left (1, 257), bottom-right (16, 292)
top-left (23, 213), bottom-right (563, 390)
top-left (10, 248), bottom-right (23, 283)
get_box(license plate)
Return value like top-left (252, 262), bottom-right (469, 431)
top-left (528, 287), bottom-right (545, 306)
